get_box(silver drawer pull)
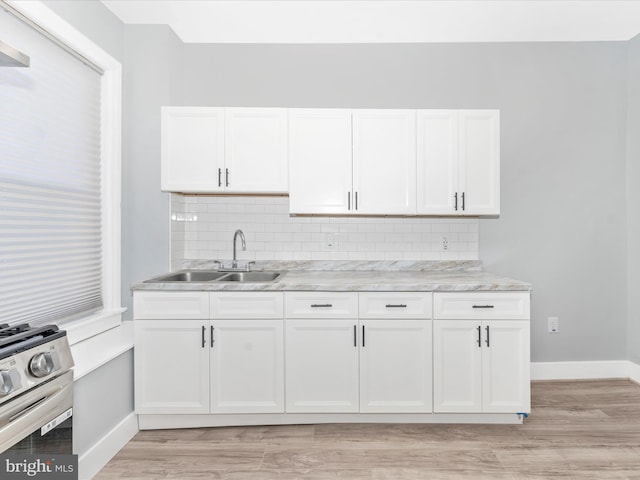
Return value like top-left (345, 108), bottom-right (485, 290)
top-left (472, 305), bottom-right (494, 309)
top-left (311, 304), bottom-right (333, 308)
top-left (385, 304), bottom-right (407, 308)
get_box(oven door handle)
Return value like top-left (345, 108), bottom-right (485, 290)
top-left (0, 370), bottom-right (74, 453)
top-left (8, 396), bottom-right (49, 423)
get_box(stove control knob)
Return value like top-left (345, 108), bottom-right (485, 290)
top-left (0, 368), bottom-right (22, 396)
top-left (29, 352), bottom-right (60, 378)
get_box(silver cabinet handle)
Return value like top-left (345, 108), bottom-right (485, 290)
top-left (485, 325), bottom-right (490, 347)
top-left (461, 192), bottom-right (466, 211)
top-left (201, 325), bottom-right (206, 348)
top-left (472, 305), bottom-right (494, 309)
top-left (362, 325), bottom-right (365, 347)
top-left (385, 304), bottom-right (407, 308)
top-left (225, 168), bottom-right (229, 187)
top-left (348, 191), bottom-right (351, 210)
top-left (454, 192), bottom-right (458, 211)
top-left (477, 325), bottom-right (482, 347)
top-left (311, 304), bottom-right (332, 308)
top-left (218, 168), bottom-right (222, 187)
top-left (353, 325), bottom-right (357, 347)
top-left (211, 326), bottom-right (215, 348)
top-left (355, 191), bottom-right (358, 210)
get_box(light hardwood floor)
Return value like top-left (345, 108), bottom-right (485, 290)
top-left (95, 379), bottom-right (640, 479)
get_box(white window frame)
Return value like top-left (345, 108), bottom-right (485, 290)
top-left (7, 0), bottom-right (124, 346)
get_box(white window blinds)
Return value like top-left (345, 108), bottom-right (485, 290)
top-left (0, 8), bottom-right (103, 326)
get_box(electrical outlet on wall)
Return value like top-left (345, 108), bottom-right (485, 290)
top-left (442, 235), bottom-right (449, 251)
top-left (548, 316), bottom-right (559, 333)
top-left (323, 233), bottom-right (339, 250)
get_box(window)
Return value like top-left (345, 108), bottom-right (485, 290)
top-left (0, 3), bottom-right (122, 342)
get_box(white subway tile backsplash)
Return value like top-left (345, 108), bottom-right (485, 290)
top-left (170, 195), bottom-right (479, 269)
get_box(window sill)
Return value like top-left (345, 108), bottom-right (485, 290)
top-left (64, 308), bottom-right (126, 346)
top-left (65, 310), bottom-right (134, 381)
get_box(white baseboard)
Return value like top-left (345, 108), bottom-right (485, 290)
top-left (78, 412), bottom-right (138, 480)
top-left (531, 360), bottom-right (640, 381)
top-left (628, 361), bottom-right (640, 384)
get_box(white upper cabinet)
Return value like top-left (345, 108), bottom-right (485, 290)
top-left (352, 110), bottom-right (416, 215)
top-left (459, 110), bottom-right (500, 215)
top-left (417, 109), bottom-right (500, 215)
top-left (162, 106), bottom-right (499, 215)
top-left (161, 107), bottom-right (288, 193)
top-left (289, 108), bottom-right (416, 215)
top-left (224, 108), bottom-right (288, 193)
top-left (416, 110), bottom-right (458, 215)
top-left (161, 107), bottom-right (224, 193)
top-left (288, 109), bottom-right (353, 214)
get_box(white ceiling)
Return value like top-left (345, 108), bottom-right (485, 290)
top-left (101, 0), bottom-right (640, 44)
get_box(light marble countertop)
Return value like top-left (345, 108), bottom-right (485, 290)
top-left (131, 261), bottom-right (532, 292)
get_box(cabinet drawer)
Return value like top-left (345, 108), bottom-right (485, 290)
top-left (285, 292), bottom-right (358, 318)
top-left (211, 292), bottom-right (283, 319)
top-left (359, 292), bottom-right (433, 319)
top-left (433, 292), bottom-right (530, 320)
top-left (134, 292), bottom-right (210, 319)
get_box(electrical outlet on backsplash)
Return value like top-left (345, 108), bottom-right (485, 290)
top-left (170, 194), bottom-right (479, 270)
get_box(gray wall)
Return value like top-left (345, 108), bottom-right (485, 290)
top-left (122, 25), bottom-right (183, 317)
top-left (73, 351), bottom-right (134, 457)
top-left (42, 0), bottom-right (123, 61)
top-left (181, 42), bottom-right (629, 362)
top-left (627, 34), bottom-right (640, 364)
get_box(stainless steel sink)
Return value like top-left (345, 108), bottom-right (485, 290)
top-left (218, 272), bottom-right (282, 282)
top-left (145, 271), bottom-right (228, 282)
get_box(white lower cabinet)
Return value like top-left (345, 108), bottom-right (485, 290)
top-left (135, 319), bottom-right (284, 415)
top-left (433, 318), bottom-right (530, 414)
top-left (359, 319), bottom-right (432, 413)
top-left (134, 292), bottom-right (285, 415)
top-left (285, 319), bottom-right (360, 413)
top-left (134, 289), bottom-right (530, 424)
top-left (135, 319), bottom-right (210, 414)
top-left (284, 319), bottom-right (433, 414)
top-left (210, 320), bottom-right (284, 413)
top-left (284, 292), bottom-right (433, 414)
top-left (481, 320), bottom-right (530, 413)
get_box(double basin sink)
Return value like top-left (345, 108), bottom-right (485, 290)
top-left (144, 270), bottom-right (282, 283)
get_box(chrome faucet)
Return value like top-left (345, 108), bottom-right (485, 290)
top-left (232, 229), bottom-right (246, 269)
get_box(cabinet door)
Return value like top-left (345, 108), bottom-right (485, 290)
top-left (161, 107), bottom-right (224, 192)
top-left (458, 110), bottom-right (500, 215)
top-left (224, 108), bottom-right (288, 193)
top-left (482, 321), bottom-right (530, 413)
top-left (288, 109), bottom-right (353, 214)
top-left (359, 320), bottom-right (432, 413)
top-left (285, 319), bottom-right (359, 413)
top-left (416, 110), bottom-right (458, 214)
top-left (352, 110), bottom-right (416, 214)
top-left (134, 320), bottom-right (209, 414)
top-left (210, 320), bottom-right (284, 413)
top-left (433, 320), bottom-right (482, 413)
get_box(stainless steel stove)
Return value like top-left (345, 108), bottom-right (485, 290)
top-left (0, 323), bottom-right (74, 454)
